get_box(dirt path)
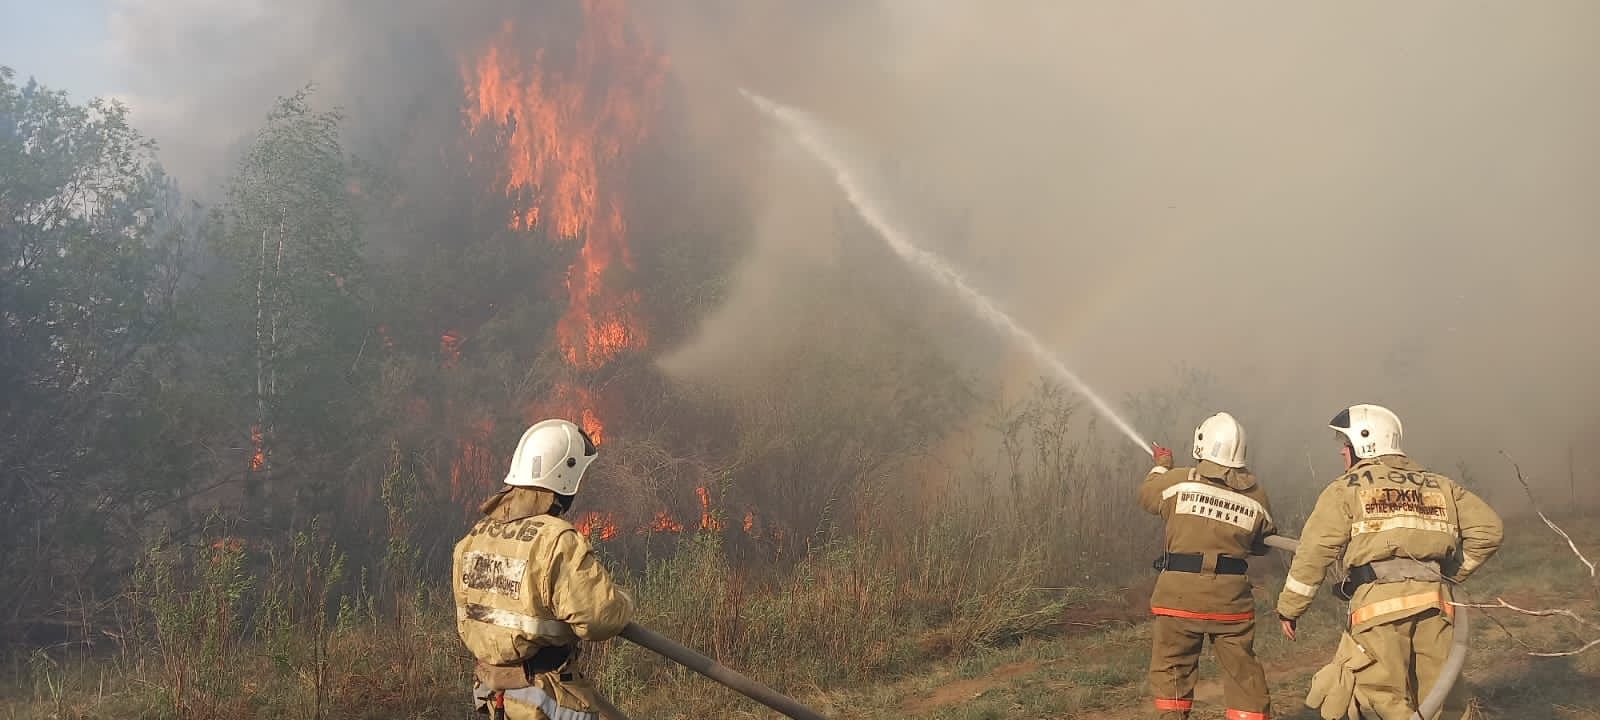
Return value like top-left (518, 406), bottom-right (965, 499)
top-left (900, 660), bottom-right (1040, 714)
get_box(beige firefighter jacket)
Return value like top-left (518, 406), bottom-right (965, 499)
top-left (1139, 459), bottom-right (1277, 617)
top-left (452, 488), bottom-right (634, 666)
top-left (1275, 454), bottom-right (1503, 630)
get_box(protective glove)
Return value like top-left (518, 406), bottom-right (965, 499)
top-left (1304, 632), bottom-right (1371, 719)
top-left (1152, 443), bottom-right (1174, 470)
top-left (1279, 614), bottom-right (1298, 641)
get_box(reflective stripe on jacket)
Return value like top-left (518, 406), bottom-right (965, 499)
top-left (1139, 460), bottom-right (1277, 616)
top-left (1275, 455), bottom-right (1503, 629)
top-left (453, 488), bottom-right (634, 665)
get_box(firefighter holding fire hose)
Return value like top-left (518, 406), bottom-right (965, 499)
top-left (1275, 404), bottom-right (1503, 719)
top-left (452, 418), bottom-right (633, 720)
top-left (1140, 412), bottom-right (1276, 720)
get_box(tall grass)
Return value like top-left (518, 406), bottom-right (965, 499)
top-left (0, 380), bottom-right (1221, 719)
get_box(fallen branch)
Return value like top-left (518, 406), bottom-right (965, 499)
top-left (1501, 450), bottom-right (1598, 600)
top-left (1448, 598), bottom-right (1600, 657)
top-left (1439, 452), bottom-right (1600, 657)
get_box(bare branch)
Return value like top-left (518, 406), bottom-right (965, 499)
top-left (1448, 598), bottom-right (1597, 629)
top-left (1448, 598), bottom-right (1600, 657)
top-left (1440, 452), bottom-right (1600, 657)
top-left (1500, 450), bottom-right (1598, 586)
top-left (1531, 638), bottom-right (1600, 658)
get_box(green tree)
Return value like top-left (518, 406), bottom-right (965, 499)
top-left (0, 67), bottom-right (202, 638)
top-left (207, 87), bottom-right (372, 516)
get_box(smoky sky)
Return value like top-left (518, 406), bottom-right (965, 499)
top-left (107, 1), bottom-right (1600, 504)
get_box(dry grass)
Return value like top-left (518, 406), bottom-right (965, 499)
top-left (3, 510), bottom-right (1595, 720)
top-left (4, 383), bottom-right (1594, 720)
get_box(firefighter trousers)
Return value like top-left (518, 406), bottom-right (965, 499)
top-left (1148, 615), bottom-right (1271, 719)
top-left (1349, 609), bottom-right (1471, 720)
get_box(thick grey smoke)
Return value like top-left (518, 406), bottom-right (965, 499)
top-left (652, 1), bottom-right (1600, 506)
top-left (107, 1), bottom-right (1600, 506)
top-left (105, 0), bottom-right (500, 193)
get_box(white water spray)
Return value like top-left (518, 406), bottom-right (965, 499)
top-left (740, 90), bottom-right (1153, 455)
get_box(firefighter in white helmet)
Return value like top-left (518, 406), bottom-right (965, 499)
top-left (1276, 404), bottom-right (1503, 719)
top-left (1140, 412), bottom-right (1276, 719)
top-left (453, 418), bottom-right (633, 719)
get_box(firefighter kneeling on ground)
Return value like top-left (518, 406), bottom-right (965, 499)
top-left (1140, 412), bottom-right (1277, 720)
top-left (453, 418), bottom-right (633, 720)
top-left (1276, 404), bottom-right (1503, 719)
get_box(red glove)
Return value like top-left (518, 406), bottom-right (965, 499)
top-left (1152, 443), bottom-right (1174, 469)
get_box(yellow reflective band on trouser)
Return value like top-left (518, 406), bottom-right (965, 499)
top-left (504, 685), bottom-right (597, 720)
top-left (457, 604), bottom-right (578, 642)
top-left (1283, 575), bottom-right (1320, 598)
top-left (1349, 590), bottom-right (1450, 626)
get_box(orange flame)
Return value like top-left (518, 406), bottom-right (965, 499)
top-left (696, 486), bottom-right (722, 532)
top-left (463, 1), bottom-right (666, 443)
top-left (208, 536), bottom-right (245, 565)
top-left (526, 384), bottom-right (606, 446)
top-left (450, 418), bottom-right (498, 500)
top-left (575, 511), bottom-right (620, 542)
top-left (743, 510), bottom-right (755, 534)
top-left (248, 425), bottom-right (265, 471)
top-left (642, 510), bottom-right (684, 534)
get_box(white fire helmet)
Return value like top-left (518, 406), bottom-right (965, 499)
top-left (1193, 412), bottom-right (1247, 468)
top-left (1329, 404), bottom-right (1403, 459)
top-left (503, 418), bottom-right (598, 495)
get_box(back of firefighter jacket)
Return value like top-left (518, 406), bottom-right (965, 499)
top-left (1275, 455), bottom-right (1503, 630)
top-left (1139, 460), bottom-right (1277, 617)
top-left (453, 491), bottom-right (634, 665)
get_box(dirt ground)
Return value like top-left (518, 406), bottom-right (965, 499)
top-left (802, 520), bottom-right (1600, 720)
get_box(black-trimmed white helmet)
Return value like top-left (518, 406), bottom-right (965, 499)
top-left (1329, 404), bottom-right (1403, 459)
top-left (503, 419), bottom-right (598, 495)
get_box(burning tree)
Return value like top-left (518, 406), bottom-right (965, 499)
top-left (461, 4), bottom-right (667, 448)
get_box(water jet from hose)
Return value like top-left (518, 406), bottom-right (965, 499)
top-left (741, 89), bottom-right (1152, 455)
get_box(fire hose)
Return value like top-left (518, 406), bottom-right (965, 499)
top-left (619, 623), bottom-right (829, 720)
top-left (605, 541), bottom-right (1465, 720)
top-left (1261, 535), bottom-right (1468, 720)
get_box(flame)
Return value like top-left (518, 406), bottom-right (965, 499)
top-left (696, 486), bottom-right (722, 532)
top-left (743, 510), bottom-right (755, 534)
top-left (462, 1), bottom-right (665, 443)
top-left (248, 425), bottom-right (265, 471)
top-left (575, 511), bottom-right (620, 542)
top-left (450, 418), bottom-right (498, 500)
top-left (642, 510), bottom-right (684, 534)
top-left (208, 537), bottom-right (246, 565)
top-left (554, 205), bottom-right (646, 370)
top-left (526, 384), bottom-right (606, 446)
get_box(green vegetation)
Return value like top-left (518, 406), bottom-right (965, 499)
top-left (2, 63), bottom-right (1596, 720)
